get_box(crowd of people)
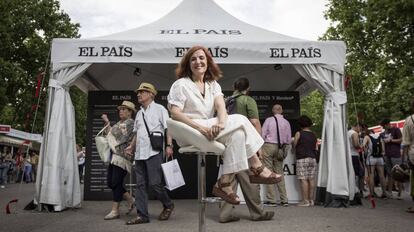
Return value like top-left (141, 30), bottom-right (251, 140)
top-left (0, 146), bottom-right (39, 188)
top-left (348, 98), bottom-right (414, 213)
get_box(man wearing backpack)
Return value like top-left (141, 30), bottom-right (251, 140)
top-left (362, 127), bottom-right (388, 198)
top-left (380, 118), bottom-right (403, 199)
top-left (219, 77), bottom-right (274, 223)
top-left (225, 78), bottom-right (261, 132)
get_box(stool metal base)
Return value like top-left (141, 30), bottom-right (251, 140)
top-left (198, 154), bottom-right (206, 232)
top-left (197, 153), bottom-right (222, 232)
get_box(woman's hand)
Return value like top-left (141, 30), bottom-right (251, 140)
top-left (198, 126), bottom-right (214, 140)
top-left (101, 114), bottom-right (110, 125)
top-left (211, 122), bottom-right (225, 138)
top-left (125, 145), bottom-right (134, 156)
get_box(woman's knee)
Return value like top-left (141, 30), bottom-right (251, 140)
top-left (231, 129), bottom-right (245, 141)
top-left (229, 114), bottom-right (250, 125)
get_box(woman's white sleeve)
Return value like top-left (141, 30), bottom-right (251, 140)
top-left (167, 81), bottom-right (186, 110)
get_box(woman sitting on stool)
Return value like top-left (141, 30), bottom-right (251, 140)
top-left (167, 46), bottom-right (282, 205)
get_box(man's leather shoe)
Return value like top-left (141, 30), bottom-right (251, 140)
top-left (158, 204), bottom-right (174, 220)
top-left (126, 217), bottom-right (149, 225)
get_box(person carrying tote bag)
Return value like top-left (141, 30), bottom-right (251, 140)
top-left (101, 101), bottom-right (136, 221)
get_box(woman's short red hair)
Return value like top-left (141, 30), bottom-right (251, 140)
top-left (175, 46), bottom-right (223, 82)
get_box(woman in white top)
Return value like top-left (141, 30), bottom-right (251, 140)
top-left (168, 46), bottom-right (281, 205)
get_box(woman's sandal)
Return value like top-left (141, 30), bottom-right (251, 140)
top-left (104, 211), bottom-right (120, 220)
top-left (249, 165), bottom-right (282, 184)
top-left (212, 179), bottom-right (240, 205)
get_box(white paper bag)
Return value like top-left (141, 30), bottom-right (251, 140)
top-left (161, 159), bottom-right (185, 191)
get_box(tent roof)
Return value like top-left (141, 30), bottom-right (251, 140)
top-left (52, 0), bottom-right (345, 68)
top-left (51, 0), bottom-right (345, 94)
top-left (96, 0), bottom-right (304, 42)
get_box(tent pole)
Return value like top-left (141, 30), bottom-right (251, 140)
top-left (36, 65), bottom-right (54, 211)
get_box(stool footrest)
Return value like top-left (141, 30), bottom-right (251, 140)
top-left (201, 197), bottom-right (223, 203)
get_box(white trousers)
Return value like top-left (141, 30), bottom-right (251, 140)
top-left (193, 114), bottom-right (264, 174)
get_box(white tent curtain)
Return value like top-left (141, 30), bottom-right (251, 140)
top-left (293, 64), bottom-right (355, 206)
top-left (36, 63), bottom-right (91, 211)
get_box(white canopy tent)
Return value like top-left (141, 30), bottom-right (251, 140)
top-left (36, 0), bottom-right (354, 211)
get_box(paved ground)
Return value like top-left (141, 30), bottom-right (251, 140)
top-left (0, 183), bottom-right (413, 232)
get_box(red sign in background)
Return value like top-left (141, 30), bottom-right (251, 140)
top-left (0, 125), bottom-right (11, 133)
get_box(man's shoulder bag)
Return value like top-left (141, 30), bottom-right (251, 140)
top-left (142, 112), bottom-right (164, 151)
top-left (274, 116), bottom-right (289, 161)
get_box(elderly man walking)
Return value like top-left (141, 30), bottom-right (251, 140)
top-left (261, 104), bottom-right (292, 206)
top-left (126, 82), bottom-right (174, 225)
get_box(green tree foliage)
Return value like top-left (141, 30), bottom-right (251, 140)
top-left (321, 0), bottom-right (414, 126)
top-left (0, 0), bottom-right (83, 138)
top-left (300, 90), bottom-right (324, 137)
top-left (70, 86), bottom-right (87, 146)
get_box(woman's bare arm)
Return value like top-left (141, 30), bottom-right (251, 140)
top-left (214, 95), bottom-right (228, 126)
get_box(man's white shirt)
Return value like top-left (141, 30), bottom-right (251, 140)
top-left (133, 101), bottom-right (169, 160)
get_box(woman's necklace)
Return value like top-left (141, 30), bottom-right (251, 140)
top-left (195, 81), bottom-right (205, 97)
